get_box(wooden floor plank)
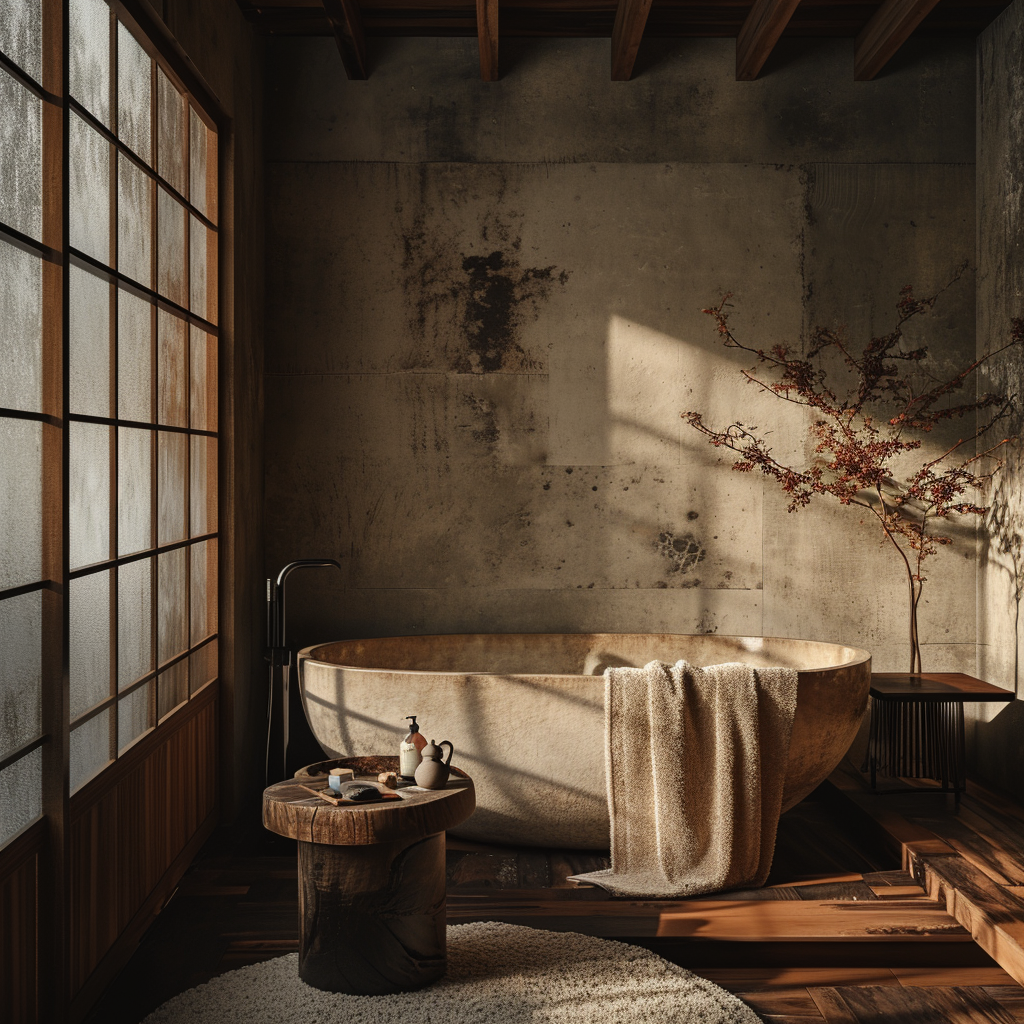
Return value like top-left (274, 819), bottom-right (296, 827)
top-left (696, 968), bottom-right (901, 990)
top-left (984, 986), bottom-right (1024, 1022)
top-left (892, 966), bottom-right (1020, 986)
top-left (910, 813), bottom-right (1020, 886)
top-left (807, 988), bottom-right (859, 1024)
top-left (835, 984), bottom-right (950, 1023)
top-left (656, 899), bottom-right (968, 940)
top-left (734, 988), bottom-right (823, 1015)
top-left (946, 986), bottom-right (1020, 1023)
top-left (869, 884), bottom-right (928, 899)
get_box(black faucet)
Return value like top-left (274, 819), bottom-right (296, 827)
top-left (265, 559), bottom-right (342, 785)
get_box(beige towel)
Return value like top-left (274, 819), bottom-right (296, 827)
top-left (568, 659), bottom-right (798, 898)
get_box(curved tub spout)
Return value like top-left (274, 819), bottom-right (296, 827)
top-left (265, 560), bottom-right (342, 783)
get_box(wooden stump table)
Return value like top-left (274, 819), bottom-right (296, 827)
top-left (263, 755), bottom-right (475, 994)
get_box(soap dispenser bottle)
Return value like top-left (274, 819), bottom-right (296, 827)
top-left (400, 715), bottom-right (427, 779)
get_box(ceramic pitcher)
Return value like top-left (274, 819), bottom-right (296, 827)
top-left (414, 739), bottom-right (454, 789)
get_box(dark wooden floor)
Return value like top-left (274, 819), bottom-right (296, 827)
top-left (83, 777), bottom-right (1024, 1024)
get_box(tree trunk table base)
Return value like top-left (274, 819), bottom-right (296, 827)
top-left (299, 833), bottom-right (447, 993)
top-left (264, 756), bottom-right (475, 995)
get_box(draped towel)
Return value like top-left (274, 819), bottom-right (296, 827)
top-left (568, 659), bottom-right (798, 898)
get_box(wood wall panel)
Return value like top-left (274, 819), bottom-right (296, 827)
top-left (0, 823), bottom-right (42, 1024)
top-left (69, 691), bottom-right (218, 1007)
top-left (69, 791), bottom-right (121, 994)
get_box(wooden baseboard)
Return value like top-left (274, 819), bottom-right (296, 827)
top-left (69, 810), bottom-right (218, 1024)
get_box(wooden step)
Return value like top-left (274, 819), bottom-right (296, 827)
top-left (827, 761), bottom-right (1024, 988)
top-left (447, 890), bottom-right (994, 967)
top-left (656, 899), bottom-right (969, 940)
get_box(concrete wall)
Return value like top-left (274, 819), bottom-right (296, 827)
top-left (973, 0), bottom-right (1024, 797)
top-left (156, 0), bottom-right (265, 818)
top-left (264, 37), bottom-right (978, 694)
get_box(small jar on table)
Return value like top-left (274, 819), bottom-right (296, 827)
top-left (263, 755), bottom-right (475, 994)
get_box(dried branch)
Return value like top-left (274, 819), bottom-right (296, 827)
top-left (686, 274), bottom-right (1021, 674)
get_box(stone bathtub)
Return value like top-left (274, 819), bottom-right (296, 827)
top-left (297, 633), bottom-right (871, 849)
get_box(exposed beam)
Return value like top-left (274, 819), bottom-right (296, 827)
top-left (477, 0), bottom-right (499, 81)
top-left (322, 0), bottom-right (368, 80)
top-left (610, 0), bottom-right (654, 81)
top-left (853, 0), bottom-right (941, 81)
top-left (735, 0), bottom-right (803, 81)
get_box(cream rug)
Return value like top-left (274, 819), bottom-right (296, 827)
top-left (143, 921), bottom-right (757, 1023)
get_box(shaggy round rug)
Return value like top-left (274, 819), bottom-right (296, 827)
top-left (144, 922), bottom-right (757, 1023)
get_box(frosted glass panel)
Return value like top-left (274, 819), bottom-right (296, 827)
top-left (117, 22), bottom-right (151, 162)
top-left (190, 435), bottom-right (217, 537)
top-left (158, 659), bottom-right (187, 720)
top-left (118, 557), bottom-right (152, 690)
top-left (69, 264), bottom-right (110, 417)
top-left (69, 111), bottom-right (110, 265)
top-left (69, 421), bottom-right (110, 570)
top-left (158, 431), bottom-right (186, 544)
top-left (157, 68), bottom-right (185, 195)
top-left (157, 547), bottom-right (187, 664)
top-left (0, 68), bottom-right (43, 241)
top-left (118, 155), bottom-right (152, 287)
top-left (158, 310), bottom-right (186, 425)
top-left (70, 710), bottom-right (111, 793)
top-left (189, 107), bottom-right (208, 217)
top-left (118, 427), bottom-right (152, 556)
top-left (189, 217), bottom-right (208, 319)
top-left (190, 539), bottom-right (217, 645)
top-left (0, 239), bottom-right (42, 414)
top-left (190, 329), bottom-right (216, 431)
top-left (118, 289), bottom-right (152, 423)
top-left (0, 748), bottom-right (42, 848)
top-left (69, 0), bottom-right (110, 126)
top-left (0, 0), bottom-right (43, 84)
top-left (0, 591), bottom-right (42, 760)
top-left (118, 683), bottom-right (151, 751)
top-left (70, 570), bottom-right (111, 720)
top-left (0, 418), bottom-right (42, 591)
top-left (157, 188), bottom-right (185, 305)
top-left (190, 638), bottom-right (217, 694)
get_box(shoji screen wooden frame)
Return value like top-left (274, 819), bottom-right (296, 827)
top-left (0, 3), bottom-right (228, 1021)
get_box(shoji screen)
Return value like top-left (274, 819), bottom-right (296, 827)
top-left (64, 0), bottom-right (219, 792)
top-left (0, 2), bottom-right (221, 1019)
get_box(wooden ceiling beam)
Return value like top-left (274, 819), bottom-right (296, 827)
top-left (735, 0), bottom-right (802, 80)
top-left (322, 0), bottom-right (368, 79)
top-left (853, 0), bottom-right (941, 81)
top-left (477, 0), bottom-right (499, 81)
top-left (610, 0), bottom-right (654, 81)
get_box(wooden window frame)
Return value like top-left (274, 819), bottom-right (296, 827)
top-left (0, 2), bottom-right (230, 1019)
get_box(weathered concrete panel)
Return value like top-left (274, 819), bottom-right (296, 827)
top-left (281, 582), bottom-right (763, 655)
top-left (972, 0), bottom-right (1024, 798)
top-left (265, 373), bottom-right (763, 592)
top-left (265, 37), bottom-right (975, 166)
top-left (266, 161), bottom-right (804, 379)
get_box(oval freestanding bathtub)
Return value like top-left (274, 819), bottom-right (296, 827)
top-left (298, 633), bottom-right (871, 849)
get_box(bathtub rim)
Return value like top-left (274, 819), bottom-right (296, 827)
top-left (298, 632), bottom-right (872, 678)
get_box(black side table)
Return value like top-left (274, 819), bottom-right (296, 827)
top-left (867, 673), bottom-right (1014, 805)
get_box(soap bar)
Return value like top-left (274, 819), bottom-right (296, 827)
top-left (329, 767), bottom-right (355, 781)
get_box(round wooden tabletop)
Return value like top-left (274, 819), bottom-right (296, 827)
top-left (262, 755), bottom-right (475, 846)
